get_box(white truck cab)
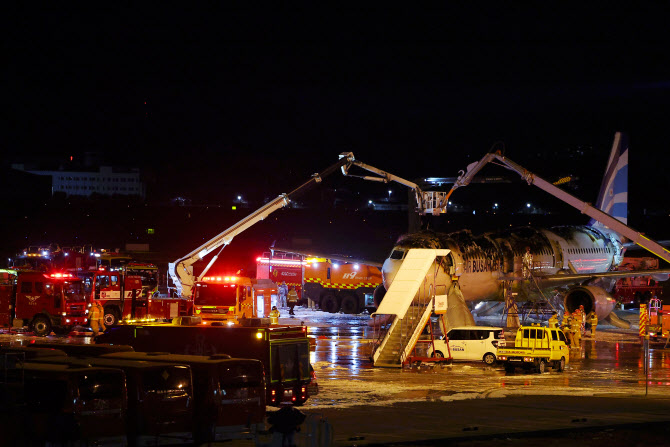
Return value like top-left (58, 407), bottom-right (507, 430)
top-left (427, 326), bottom-right (504, 365)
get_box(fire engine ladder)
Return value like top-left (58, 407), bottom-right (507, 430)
top-left (370, 249), bottom-right (450, 368)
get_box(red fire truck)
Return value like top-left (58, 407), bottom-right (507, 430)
top-left (87, 268), bottom-right (187, 326)
top-left (0, 269), bottom-right (88, 336)
top-left (193, 275), bottom-right (278, 322)
top-left (613, 257), bottom-right (664, 307)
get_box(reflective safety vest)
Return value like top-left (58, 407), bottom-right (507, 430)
top-left (89, 303), bottom-right (103, 320)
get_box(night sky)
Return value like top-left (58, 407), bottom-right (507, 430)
top-left (5, 6), bottom-right (670, 270)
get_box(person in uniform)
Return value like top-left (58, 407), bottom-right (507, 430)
top-left (522, 246), bottom-right (533, 278)
top-left (571, 310), bottom-right (582, 349)
top-left (548, 312), bottom-right (559, 328)
top-left (287, 287), bottom-right (298, 316)
top-left (561, 312), bottom-right (571, 329)
top-left (269, 306), bottom-right (280, 325)
top-left (279, 282), bottom-right (288, 308)
top-left (587, 311), bottom-right (598, 338)
top-left (89, 301), bottom-right (106, 337)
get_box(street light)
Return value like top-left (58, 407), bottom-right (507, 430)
top-left (388, 190), bottom-right (392, 201)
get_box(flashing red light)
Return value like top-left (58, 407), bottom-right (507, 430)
top-left (46, 272), bottom-right (74, 279)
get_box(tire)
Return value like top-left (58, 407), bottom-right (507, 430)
top-left (31, 315), bottom-right (52, 337)
top-left (536, 359), bottom-right (546, 374)
top-left (556, 356), bottom-right (566, 372)
top-left (483, 352), bottom-right (497, 366)
top-left (340, 294), bottom-right (359, 314)
top-left (103, 307), bottom-right (121, 326)
top-left (431, 350), bottom-right (445, 358)
top-left (320, 294), bottom-right (339, 313)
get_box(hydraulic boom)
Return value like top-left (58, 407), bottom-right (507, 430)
top-left (443, 148), bottom-right (670, 265)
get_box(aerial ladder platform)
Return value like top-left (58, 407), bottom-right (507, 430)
top-left (370, 249), bottom-right (450, 368)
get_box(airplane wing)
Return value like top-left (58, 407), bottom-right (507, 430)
top-left (271, 247), bottom-right (384, 268)
top-left (519, 268), bottom-right (670, 284)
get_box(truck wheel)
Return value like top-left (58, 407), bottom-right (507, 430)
top-left (320, 294), bottom-right (338, 313)
top-left (536, 359), bottom-right (546, 374)
top-left (483, 353), bottom-right (496, 365)
top-left (103, 307), bottom-right (121, 326)
top-left (340, 294), bottom-right (359, 314)
top-left (555, 357), bottom-right (566, 372)
top-left (431, 350), bottom-right (444, 358)
top-left (31, 316), bottom-right (52, 337)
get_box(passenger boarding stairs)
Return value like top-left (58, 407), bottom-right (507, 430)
top-left (371, 249), bottom-right (450, 368)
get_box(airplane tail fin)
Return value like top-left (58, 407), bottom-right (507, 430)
top-left (591, 132), bottom-right (629, 229)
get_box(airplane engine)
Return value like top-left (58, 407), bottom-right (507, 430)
top-left (564, 285), bottom-right (616, 320)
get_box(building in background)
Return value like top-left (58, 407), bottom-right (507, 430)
top-left (11, 164), bottom-right (145, 199)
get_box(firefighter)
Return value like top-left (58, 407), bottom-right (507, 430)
top-left (287, 287), bottom-right (298, 316)
top-left (588, 310), bottom-right (598, 338)
top-left (522, 246), bottom-right (533, 278)
top-left (571, 311), bottom-right (582, 349)
top-left (548, 312), bottom-right (559, 328)
top-left (269, 306), bottom-right (280, 325)
top-left (89, 301), bottom-right (106, 337)
top-left (561, 312), bottom-right (571, 330)
top-left (579, 305), bottom-right (586, 333)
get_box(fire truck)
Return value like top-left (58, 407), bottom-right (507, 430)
top-left (14, 244), bottom-right (99, 273)
top-left (0, 269), bottom-right (88, 336)
top-left (613, 257), bottom-right (664, 307)
top-left (88, 268), bottom-right (185, 326)
top-left (193, 275), bottom-right (278, 322)
top-left (256, 252), bottom-right (382, 314)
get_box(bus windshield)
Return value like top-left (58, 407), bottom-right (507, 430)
top-left (194, 283), bottom-right (238, 306)
top-left (271, 342), bottom-right (310, 382)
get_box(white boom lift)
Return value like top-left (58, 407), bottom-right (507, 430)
top-left (168, 153), bottom-right (440, 299)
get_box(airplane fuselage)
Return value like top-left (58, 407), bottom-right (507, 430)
top-left (382, 226), bottom-right (624, 303)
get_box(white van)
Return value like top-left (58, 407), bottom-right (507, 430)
top-left (427, 326), bottom-right (504, 365)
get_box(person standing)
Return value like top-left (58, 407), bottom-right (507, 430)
top-left (587, 311), bottom-right (598, 338)
top-left (279, 282), bottom-right (288, 308)
top-left (269, 306), bottom-right (280, 325)
top-left (522, 247), bottom-right (533, 278)
top-left (548, 312), bottom-right (559, 328)
top-left (287, 287), bottom-right (298, 316)
top-left (571, 310), bottom-right (582, 349)
top-left (89, 301), bottom-right (106, 337)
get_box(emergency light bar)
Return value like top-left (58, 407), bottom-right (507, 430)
top-left (46, 273), bottom-right (74, 279)
top-left (202, 276), bottom-right (239, 282)
top-left (256, 257), bottom-right (307, 267)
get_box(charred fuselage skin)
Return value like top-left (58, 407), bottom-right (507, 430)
top-left (381, 226), bottom-right (623, 321)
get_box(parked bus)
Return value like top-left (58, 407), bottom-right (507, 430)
top-left (96, 321), bottom-right (312, 406)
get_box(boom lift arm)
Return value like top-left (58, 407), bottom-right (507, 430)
top-left (169, 156), bottom-right (352, 298)
top-left (170, 152), bottom-right (450, 299)
top-left (443, 150), bottom-right (670, 264)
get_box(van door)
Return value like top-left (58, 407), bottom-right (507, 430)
top-left (466, 330), bottom-right (489, 360)
top-left (447, 329), bottom-right (467, 360)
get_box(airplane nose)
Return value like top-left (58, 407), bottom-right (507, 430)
top-left (381, 258), bottom-right (400, 290)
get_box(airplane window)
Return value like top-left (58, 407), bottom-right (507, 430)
top-left (390, 250), bottom-right (405, 260)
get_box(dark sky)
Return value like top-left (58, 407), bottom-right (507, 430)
top-left (6, 6), bottom-right (670, 206)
